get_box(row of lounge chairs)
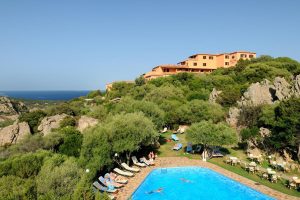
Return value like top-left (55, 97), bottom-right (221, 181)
top-left (93, 156), bottom-right (155, 199)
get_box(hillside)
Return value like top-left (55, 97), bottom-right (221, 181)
top-left (0, 55), bottom-right (300, 199)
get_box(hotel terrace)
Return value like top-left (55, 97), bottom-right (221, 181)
top-left (143, 51), bottom-right (256, 80)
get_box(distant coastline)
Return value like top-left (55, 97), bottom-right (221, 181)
top-left (0, 91), bottom-right (91, 101)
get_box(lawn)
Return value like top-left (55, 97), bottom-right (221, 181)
top-left (157, 131), bottom-right (300, 198)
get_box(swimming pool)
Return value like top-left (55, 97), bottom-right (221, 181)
top-left (131, 167), bottom-right (274, 200)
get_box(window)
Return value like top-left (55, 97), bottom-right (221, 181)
top-left (203, 63), bottom-right (206, 66)
top-left (163, 68), bottom-right (170, 72)
top-left (225, 62), bottom-right (229, 66)
top-left (203, 56), bottom-right (206, 59)
top-left (225, 55), bottom-right (229, 59)
top-left (232, 56), bottom-right (235, 59)
top-left (240, 54), bottom-right (245, 58)
top-left (193, 62), bottom-right (197, 66)
top-left (209, 56), bottom-right (213, 60)
top-left (249, 55), bottom-right (254, 58)
top-left (201, 69), bottom-right (204, 72)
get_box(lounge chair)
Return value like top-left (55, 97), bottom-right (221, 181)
top-left (186, 142), bottom-right (193, 153)
top-left (99, 176), bottom-right (123, 188)
top-left (140, 157), bottom-right (154, 166)
top-left (132, 156), bottom-right (147, 167)
top-left (171, 134), bottom-right (179, 141)
top-left (105, 173), bottom-right (128, 184)
top-left (161, 127), bottom-right (168, 133)
top-left (211, 149), bottom-right (224, 158)
top-left (93, 181), bottom-right (117, 193)
top-left (121, 163), bottom-right (140, 172)
top-left (173, 143), bottom-right (182, 151)
top-left (113, 168), bottom-right (134, 177)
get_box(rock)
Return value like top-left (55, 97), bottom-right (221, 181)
top-left (238, 80), bottom-right (275, 107)
top-left (259, 127), bottom-right (271, 138)
top-left (209, 88), bottom-right (222, 103)
top-left (283, 149), bottom-right (293, 163)
top-left (273, 77), bottom-right (291, 100)
top-left (292, 74), bottom-right (300, 97)
top-left (0, 115), bottom-right (19, 123)
top-left (77, 116), bottom-right (98, 132)
top-left (0, 96), bottom-right (27, 115)
top-left (38, 114), bottom-right (68, 135)
top-left (226, 107), bottom-right (241, 127)
top-left (0, 121), bottom-right (31, 146)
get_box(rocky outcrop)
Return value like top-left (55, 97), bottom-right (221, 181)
top-left (77, 116), bottom-right (98, 132)
top-left (38, 114), bottom-right (68, 135)
top-left (226, 107), bottom-right (241, 128)
top-left (0, 96), bottom-right (27, 115)
top-left (259, 127), bottom-right (271, 138)
top-left (0, 121), bottom-right (31, 146)
top-left (238, 80), bottom-right (275, 107)
top-left (209, 88), bottom-right (222, 103)
top-left (228, 76), bottom-right (300, 127)
top-left (273, 77), bottom-right (292, 100)
top-left (238, 76), bottom-right (300, 108)
top-left (292, 74), bottom-right (300, 97)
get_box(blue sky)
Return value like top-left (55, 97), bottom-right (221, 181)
top-left (0, 0), bottom-right (299, 90)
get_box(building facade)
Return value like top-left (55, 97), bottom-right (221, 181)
top-left (144, 51), bottom-right (256, 80)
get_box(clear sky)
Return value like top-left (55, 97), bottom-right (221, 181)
top-left (0, 0), bottom-right (299, 90)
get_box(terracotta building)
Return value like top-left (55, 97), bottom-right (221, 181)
top-left (144, 51), bottom-right (256, 80)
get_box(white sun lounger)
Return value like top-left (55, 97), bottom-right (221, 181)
top-left (161, 127), bottom-right (168, 133)
top-left (113, 168), bottom-right (134, 177)
top-left (121, 163), bottom-right (140, 172)
top-left (132, 156), bottom-right (147, 167)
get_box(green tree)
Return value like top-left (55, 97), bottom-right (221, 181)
top-left (144, 85), bottom-right (185, 105)
top-left (271, 98), bottom-right (300, 158)
top-left (188, 100), bottom-right (225, 123)
top-left (186, 121), bottom-right (237, 161)
top-left (106, 112), bottom-right (158, 163)
top-left (79, 125), bottom-right (113, 177)
top-left (36, 155), bottom-right (82, 200)
top-left (58, 127), bottom-right (83, 157)
top-left (111, 97), bottom-right (165, 128)
top-left (0, 150), bottom-right (50, 178)
top-left (135, 76), bottom-right (146, 86)
top-left (0, 176), bottom-right (36, 200)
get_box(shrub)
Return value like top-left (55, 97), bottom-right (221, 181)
top-left (19, 110), bottom-right (46, 133)
top-left (58, 127), bottom-right (83, 157)
top-left (60, 116), bottom-right (76, 128)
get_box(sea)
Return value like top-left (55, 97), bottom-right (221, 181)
top-left (0, 91), bottom-right (91, 101)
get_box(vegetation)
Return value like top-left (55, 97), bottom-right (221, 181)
top-left (0, 55), bottom-right (299, 199)
top-left (19, 110), bottom-right (46, 133)
top-left (186, 121), bottom-right (237, 160)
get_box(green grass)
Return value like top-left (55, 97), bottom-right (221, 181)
top-left (209, 158), bottom-right (300, 197)
top-left (158, 132), bottom-right (300, 197)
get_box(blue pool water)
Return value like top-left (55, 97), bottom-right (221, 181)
top-left (131, 167), bottom-right (274, 200)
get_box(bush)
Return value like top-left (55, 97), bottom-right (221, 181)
top-left (0, 151), bottom-right (50, 178)
top-left (0, 176), bottom-right (36, 200)
top-left (86, 90), bottom-right (102, 98)
top-left (58, 127), bottom-right (83, 157)
top-left (19, 110), bottom-right (46, 133)
top-left (36, 155), bottom-right (83, 200)
top-left (60, 116), bottom-right (76, 128)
